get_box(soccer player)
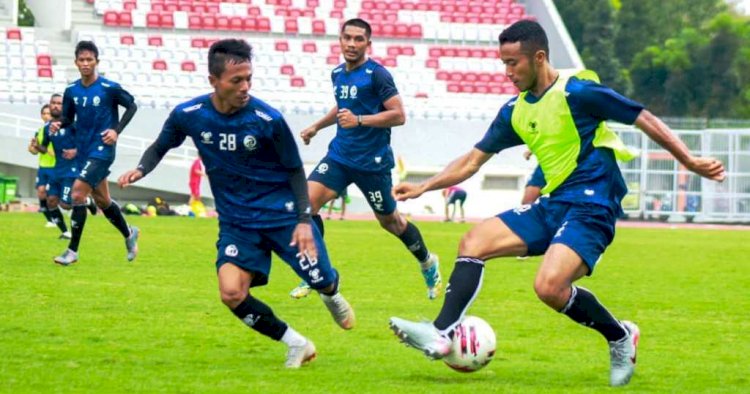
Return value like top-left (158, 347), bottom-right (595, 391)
top-left (33, 94), bottom-right (78, 239)
top-left (28, 104), bottom-right (56, 227)
top-left (51, 41), bottom-right (139, 266)
top-left (117, 39), bottom-right (355, 368)
top-left (388, 20), bottom-right (725, 387)
top-left (442, 186), bottom-right (467, 222)
top-left (292, 18), bottom-right (441, 300)
top-left (325, 187), bottom-right (347, 220)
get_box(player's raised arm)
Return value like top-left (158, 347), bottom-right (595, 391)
top-left (393, 148), bottom-right (493, 201)
top-left (634, 110), bottom-right (725, 181)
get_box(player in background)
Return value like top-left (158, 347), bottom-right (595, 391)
top-left (118, 39), bottom-right (355, 368)
top-left (292, 18), bottom-right (441, 300)
top-left (442, 186), bottom-right (467, 222)
top-left (189, 154), bottom-right (205, 206)
top-left (28, 104), bottom-right (55, 227)
top-left (388, 20), bottom-right (725, 386)
top-left (34, 94), bottom-right (78, 239)
top-left (51, 41), bottom-right (139, 266)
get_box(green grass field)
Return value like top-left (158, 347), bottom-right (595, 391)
top-left (1, 213), bottom-right (748, 393)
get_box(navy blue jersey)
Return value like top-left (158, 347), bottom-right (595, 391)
top-left (527, 166), bottom-right (545, 188)
top-left (41, 122), bottom-right (78, 179)
top-left (476, 77), bottom-right (644, 212)
top-left (328, 58), bottom-right (399, 173)
top-left (154, 94), bottom-right (303, 228)
top-left (62, 76), bottom-right (135, 162)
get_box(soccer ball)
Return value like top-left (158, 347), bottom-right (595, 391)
top-left (443, 315), bottom-right (496, 372)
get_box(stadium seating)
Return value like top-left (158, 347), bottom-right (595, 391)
top-left (0, 27), bottom-right (66, 105)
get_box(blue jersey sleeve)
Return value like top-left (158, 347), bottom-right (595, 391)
top-left (112, 83), bottom-right (135, 108)
top-left (371, 66), bottom-right (398, 102)
top-left (157, 109), bottom-right (188, 149)
top-left (40, 125), bottom-right (50, 147)
top-left (272, 116), bottom-right (303, 169)
top-left (527, 166), bottom-right (546, 188)
top-left (568, 78), bottom-right (644, 125)
top-left (475, 98), bottom-right (524, 153)
top-left (61, 87), bottom-right (76, 128)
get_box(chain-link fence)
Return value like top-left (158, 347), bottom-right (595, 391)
top-left (616, 125), bottom-right (750, 222)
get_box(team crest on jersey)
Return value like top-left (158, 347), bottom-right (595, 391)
top-left (285, 201), bottom-right (294, 212)
top-left (200, 131), bottom-right (213, 144)
top-left (309, 268), bottom-right (322, 284)
top-left (349, 85), bottom-right (358, 98)
top-left (374, 157), bottom-right (382, 164)
top-left (225, 244), bottom-right (239, 257)
top-left (93, 96), bottom-right (101, 106)
top-left (243, 135), bottom-right (257, 151)
top-left (316, 163), bottom-right (328, 174)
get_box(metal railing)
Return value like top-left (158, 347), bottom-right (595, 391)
top-left (0, 112), bottom-right (198, 163)
top-left (614, 125), bottom-right (750, 222)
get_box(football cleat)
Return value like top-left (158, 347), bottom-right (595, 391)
top-left (609, 321), bottom-right (640, 387)
top-left (45, 221), bottom-right (57, 228)
top-left (53, 249), bottom-right (78, 266)
top-left (289, 281), bottom-right (313, 299)
top-left (125, 226), bottom-right (139, 262)
top-left (86, 197), bottom-right (98, 215)
top-left (421, 254), bottom-right (442, 300)
top-left (285, 340), bottom-right (316, 368)
top-left (389, 317), bottom-right (451, 359)
top-left (59, 231), bottom-right (72, 240)
top-left (320, 292), bottom-right (355, 330)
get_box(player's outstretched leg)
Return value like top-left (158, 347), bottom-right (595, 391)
top-left (389, 317), bottom-right (451, 359)
top-left (86, 196), bottom-right (97, 215)
top-left (609, 321), bottom-right (640, 386)
top-left (421, 254), bottom-right (441, 299)
top-left (390, 256), bottom-right (484, 357)
top-left (101, 201), bottom-right (138, 261)
top-left (125, 226), bottom-right (140, 262)
top-left (317, 274), bottom-right (355, 329)
top-left (54, 203), bottom-right (87, 265)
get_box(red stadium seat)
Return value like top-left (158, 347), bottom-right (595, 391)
top-left (160, 13), bottom-right (174, 28)
top-left (181, 60), bottom-right (196, 72)
top-left (148, 35), bottom-right (163, 46)
top-left (285, 19), bottom-right (299, 34)
top-left (188, 14), bottom-right (202, 30)
top-left (119, 12), bottom-right (133, 27)
top-left (248, 6), bottom-right (261, 16)
top-left (290, 77), bottom-right (305, 87)
top-left (152, 60), bottom-right (168, 71)
top-left (36, 54), bottom-right (52, 67)
top-left (436, 70), bottom-right (450, 81)
top-left (425, 58), bottom-right (438, 68)
top-left (243, 17), bottom-right (257, 31)
top-left (302, 42), bottom-right (317, 53)
top-left (37, 68), bottom-right (53, 78)
top-left (387, 46), bottom-right (401, 57)
top-left (229, 16), bottom-right (243, 31)
top-left (123, 1), bottom-right (137, 11)
top-left (103, 11), bottom-right (119, 27)
top-left (216, 16), bottom-right (230, 30)
top-left (120, 34), bottom-right (135, 45)
top-left (146, 12), bottom-right (160, 28)
top-left (382, 57), bottom-right (397, 67)
top-left (312, 20), bottom-right (326, 35)
top-left (326, 55), bottom-right (340, 65)
top-left (280, 65), bottom-right (295, 75)
top-left (401, 46), bottom-right (415, 56)
top-left (275, 41), bottom-right (289, 52)
top-left (307, 0), bottom-right (319, 7)
top-left (257, 17), bottom-right (271, 32)
top-left (203, 15), bottom-right (216, 30)
top-left (191, 37), bottom-right (206, 48)
top-left (447, 83), bottom-right (461, 93)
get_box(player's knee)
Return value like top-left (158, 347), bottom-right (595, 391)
top-left (220, 288), bottom-right (246, 308)
top-left (378, 214), bottom-right (402, 234)
top-left (70, 189), bottom-right (87, 204)
top-left (47, 197), bottom-right (59, 209)
top-left (533, 275), bottom-right (567, 309)
top-left (458, 230), bottom-right (486, 256)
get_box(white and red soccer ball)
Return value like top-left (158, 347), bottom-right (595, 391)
top-left (443, 315), bottom-right (497, 372)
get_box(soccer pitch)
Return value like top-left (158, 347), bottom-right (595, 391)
top-left (0, 213), bottom-right (747, 393)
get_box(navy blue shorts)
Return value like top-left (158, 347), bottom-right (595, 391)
top-left (36, 167), bottom-right (54, 188)
top-left (498, 199), bottom-right (617, 274)
top-left (78, 158), bottom-right (112, 188)
top-left (215, 221), bottom-right (338, 289)
top-left (448, 190), bottom-right (467, 205)
top-left (308, 155), bottom-right (396, 215)
top-left (46, 176), bottom-right (75, 205)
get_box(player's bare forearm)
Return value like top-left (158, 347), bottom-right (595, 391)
top-left (420, 149), bottom-right (491, 193)
top-left (359, 108), bottom-right (405, 128)
top-left (635, 110), bottom-right (693, 166)
top-left (315, 106), bottom-right (339, 131)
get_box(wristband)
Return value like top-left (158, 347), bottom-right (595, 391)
top-left (357, 115), bottom-right (362, 127)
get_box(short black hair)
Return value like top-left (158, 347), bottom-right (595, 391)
top-left (341, 18), bottom-right (372, 38)
top-left (40, 104), bottom-right (49, 114)
top-left (208, 39), bottom-right (253, 77)
top-left (50, 93), bottom-right (62, 100)
top-left (75, 40), bottom-right (99, 60)
top-left (498, 20), bottom-right (550, 59)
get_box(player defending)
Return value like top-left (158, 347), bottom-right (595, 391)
top-left (51, 41), bottom-right (139, 266)
top-left (388, 20), bottom-right (725, 387)
top-left (118, 39), bottom-right (355, 368)
top-left (292, 18), bottom-right (441, 300)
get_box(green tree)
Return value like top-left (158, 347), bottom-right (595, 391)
top-left (17, 0), bottom-right (35, 26)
